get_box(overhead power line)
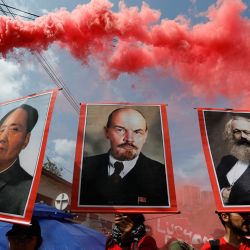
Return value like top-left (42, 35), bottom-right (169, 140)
top-left (0, 3), bottom-right (39, 18)
top-left (0, 1), bottom-right (80, 114)
top-left (34, 52), bottom-right (80, 112)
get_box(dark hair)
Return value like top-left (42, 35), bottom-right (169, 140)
top-left (124, 213), bottom-right (145, 225)
top-left (217, 212), bottom-right (227, 227)
top-left (0, 104), bottom-right (38, 133)
top-left (106, 108), bottom-right (147, 129)
top-left (6, 218), bottom-right (43, 249)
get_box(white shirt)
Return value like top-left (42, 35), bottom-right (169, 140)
top-left (226, 160), bottom-right (248, 186)
top-left (108, 154), bottom-right (139, 178)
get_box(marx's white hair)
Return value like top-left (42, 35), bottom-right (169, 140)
top-left (223, 116), bottom-right (250, 141)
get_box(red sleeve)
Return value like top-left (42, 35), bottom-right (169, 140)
top-left (138, 236), bottom-right (158, 250)
top-left (200, 242), bottom-right (211, 250)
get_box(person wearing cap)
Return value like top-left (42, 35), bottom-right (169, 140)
top-left (80, 107), bottom-right (169, 206)
top-left (0, 104), bottom-right (38, 215)
top-left (201, 212), bottom-right (250, 250)
top-left (106, 213), bottom-right (158, 250)
top-left (166, 239), bottom-right (195, 250)
top-left (6, 218), bottom-right (43, 250)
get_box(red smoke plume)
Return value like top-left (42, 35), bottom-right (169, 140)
top-left (0, 0), bottom-right (249, 103)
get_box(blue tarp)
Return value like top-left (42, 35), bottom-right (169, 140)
top-left (0, 203), bottom-right (107, 250)
top-left (33, 203), bottom-right (74, 219)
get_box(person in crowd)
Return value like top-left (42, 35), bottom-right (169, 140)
top-left (80, 107), bottom-right (168, 206)
top-left (0, 104), bottom-right (38, 215)
top-left (217, 115), bottom-right (250, 205)
top-left (106, 213), bottom-right (158, 250)
top-left (201, 212), bottom-right (250, 249)
top-left (166, 239), bottom-right (195, 250)
top-left (6, 217), bottom-right (43, 250)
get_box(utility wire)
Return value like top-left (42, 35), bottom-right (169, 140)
top-left (0, 5), bottom-right (7, 16)
top-left (0, 3), bottom-right (39, 18)
top-left (0, 0), bottom-right (14, 18)
top-left (34, 52), bottom-right (80, 112)
top-left (0, 1), bottom-right (80, 114)
top-left (0, 1), bottom-right (80, 179)
top-left (0, 10), bottom-right (35, 20)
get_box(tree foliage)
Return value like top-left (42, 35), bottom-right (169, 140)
top-left (43, 156), bottom-right (63, 177)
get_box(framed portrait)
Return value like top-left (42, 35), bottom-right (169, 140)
top-left (0, 89), bottom-right (58, 224)
top-left (198, 108), bottom-right (250, 212)
top-left (71, 103), bottom-right (177, 213)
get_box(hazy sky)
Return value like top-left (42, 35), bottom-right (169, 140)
top-left (0, 0), bottom-right (249, 191)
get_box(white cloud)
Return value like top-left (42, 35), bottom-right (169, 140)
top-left (174, 152), bottom-right (211, 190)
top-left (51, 155), bottom-right (64, 165)
top-left (51, 155), bottom-right (74, 183)
top-left (53, 138), bottom-right (76, 156)
top-left (0, 59), bottom-right (26, 101)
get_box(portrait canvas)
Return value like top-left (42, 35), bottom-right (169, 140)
top-left (71, 103), bottom-right (177, 213)
top-left (0, 89), bottom-right (58, 224)
top-left (198, 108), bottom-right (250, 212)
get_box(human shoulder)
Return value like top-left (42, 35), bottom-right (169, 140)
top-left (138, 235), bottom-right (158, 250)
top-left (139, 153), bottom-right (165, 168)
top-left (17, 166), bottom-right (33, 181)
top-left (216, 155), bottom-right (238, 175)
top-left (219, 155), bottom-right (238, 165)
top-left (83, 153), bottom-right (109, 166)
top-left (3, 160), bottom-right (32, 185)
top-left (240, 237), bottom-right (250, 249)
top-left (83, 153), bottom-right (108, 161)
top-left (81, 153), bottom-right (109, 176)
top-left (201, 238), bottom-right (242, 250)
top-left (13, 167), bottom-right (32, 195)
top-left (200, 241), bottom-right (211, 250)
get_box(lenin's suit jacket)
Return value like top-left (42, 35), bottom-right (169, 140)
top-left (80, 153), bottom-right (169, 206)
top-left (216, 155), bottom-right (250, 205)
top-left (0, 158), bottom-right (32, 215)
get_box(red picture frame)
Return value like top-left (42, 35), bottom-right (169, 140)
top-left (198, 107), bottom-right (250, 212)
top-left (0, 89), bottom-right (58, 224)
top-left (71, 103), bottom-right (178, 213)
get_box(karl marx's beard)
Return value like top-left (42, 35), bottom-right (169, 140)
top-left (229, 138), bottom-right (250, 162)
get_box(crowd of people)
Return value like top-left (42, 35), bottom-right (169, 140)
top-left (3, 211), bottom-right (250, 249)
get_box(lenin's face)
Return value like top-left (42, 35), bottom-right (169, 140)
top-left (105, 109), bottom-right (148, 161)
top-left (0, 108), bottom-right (30, 170)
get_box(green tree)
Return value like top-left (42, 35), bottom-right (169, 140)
top-left (43, 156), bottom-right (63, 177)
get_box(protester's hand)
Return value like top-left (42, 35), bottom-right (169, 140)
top-left (221, 187), bottom-right (232, 204)
top-left (115, 214), bottom-right (134, 243)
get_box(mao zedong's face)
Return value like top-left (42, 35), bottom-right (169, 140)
top-left (0, 108), bottom-right (30, 170)
top-left (105, 109), bottom-right (148, 161)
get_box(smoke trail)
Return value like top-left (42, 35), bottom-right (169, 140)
top-left (0, 0), bottom-right (249, 103)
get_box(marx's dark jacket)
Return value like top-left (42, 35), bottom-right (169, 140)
top-left (80, 153), bottom-right (169, 206)
top-left (0, 158), bottom-right (32, 215)
top-left (216, 155), bottom-right (250, 205)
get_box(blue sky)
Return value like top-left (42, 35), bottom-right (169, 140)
top-left (0, 0), bottom-right (249, 191)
